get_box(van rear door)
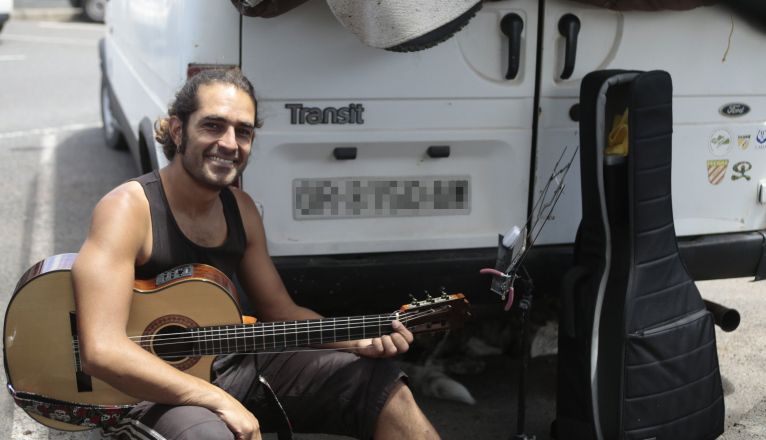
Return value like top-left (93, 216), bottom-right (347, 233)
top-left (240, 1), bottom-right (540, 258)
top-left (536, 1), bottom-right (766, 245)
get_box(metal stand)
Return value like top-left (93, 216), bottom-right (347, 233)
top-left (511, 274), bottom-right (536, 440)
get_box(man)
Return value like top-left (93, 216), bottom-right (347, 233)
top-left (72, 69), bottom-right (439, 440)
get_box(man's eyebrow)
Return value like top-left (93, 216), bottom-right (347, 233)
top-left (199, 115), bottom-right (255, 129)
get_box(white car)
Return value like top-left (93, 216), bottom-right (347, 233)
top-left (0, 0), bottom-right (11, 33)
top-left (68, 0), bottom-right (104, 23)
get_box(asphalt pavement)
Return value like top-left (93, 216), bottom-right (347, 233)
top-left (0, 11), bottom-right (765, 440)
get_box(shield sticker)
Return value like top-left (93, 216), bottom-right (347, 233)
top-left (707, 160), bottom-right (729, 185)
top-left (738, 135), bottom-right (751, 150)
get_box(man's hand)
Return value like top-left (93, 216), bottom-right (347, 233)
top-left (354, 320), bottom-right (413, 358)
top-left (214, 391), bottom-right (262, 440)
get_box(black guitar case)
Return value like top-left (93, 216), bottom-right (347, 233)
top-left (555, 70), bottom-right (725, 440)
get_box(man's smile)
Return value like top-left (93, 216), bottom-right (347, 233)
top-left (205, 154), bottom-right (238, 167)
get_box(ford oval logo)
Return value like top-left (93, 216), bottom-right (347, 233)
top-left (719, 103), bottom-right (750, 117)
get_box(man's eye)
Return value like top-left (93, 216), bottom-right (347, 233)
top-left (204, 122), bottom-right (221, 130)
top-left (237, 129), bottom-right (253, 138)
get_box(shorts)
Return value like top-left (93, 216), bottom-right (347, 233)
top-left (101, 350), bottom-right (406, 440)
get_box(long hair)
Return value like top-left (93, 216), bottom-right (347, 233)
top-left (154, 69), bottom-right (261, 160)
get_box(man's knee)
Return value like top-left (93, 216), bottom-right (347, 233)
top-left (383, 381), bottom-right (418, 411)
top-left (379, 381), bottom-right (425, 423)
top-left (375, 381), bottom-right (439, 439)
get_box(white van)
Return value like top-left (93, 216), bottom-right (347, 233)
top-left (100, 0), bottom-right (766, 307)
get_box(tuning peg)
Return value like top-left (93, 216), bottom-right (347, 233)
top-left (439, 286), bottom-right (447, 296)
top-left (409, 294), bottom-right (418, 302)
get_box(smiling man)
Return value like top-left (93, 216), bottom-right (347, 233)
top-left (72, 69), bottom-right (439, 440)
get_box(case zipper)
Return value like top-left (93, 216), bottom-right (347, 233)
top-left (631, 309), bottom-right (708, 337)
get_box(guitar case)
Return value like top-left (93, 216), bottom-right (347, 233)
top-left (555, 70), bottom-right (725, 440)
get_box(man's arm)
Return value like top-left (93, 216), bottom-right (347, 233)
top-left (72, 183), bottom-right (259, 439)
top-left (232, 189), bottom-right (411, 357)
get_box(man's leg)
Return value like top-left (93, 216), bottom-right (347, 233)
top-left (226, 351), bottom-right (431, 439)
top-left (373, 381), bottom-right (440, 440)
top-left (102, 404), bottom-right (235, 440)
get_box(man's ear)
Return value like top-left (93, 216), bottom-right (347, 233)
top-left (169, 116), bottom-right (183, 148)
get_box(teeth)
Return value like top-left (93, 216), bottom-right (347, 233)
top-left (209, 156), bottom-right (235, 165)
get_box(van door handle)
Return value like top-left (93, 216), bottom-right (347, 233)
top-left (333, 147), bottom-right (357, 160)
top-left (558, 14), bottom-right (581, 80)
top-left (427, 145), bottom-right (450, 158)
top-left (500, 13), bottom-right (524, 80)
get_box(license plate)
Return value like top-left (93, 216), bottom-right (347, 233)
top-left (293, 176), bottom-right (470, 219)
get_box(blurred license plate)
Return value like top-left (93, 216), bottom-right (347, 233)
top-left (293, 176), bottom-right (470, 219)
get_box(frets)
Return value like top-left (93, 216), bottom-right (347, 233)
top-left (187, 313), bottom-right (401, 357)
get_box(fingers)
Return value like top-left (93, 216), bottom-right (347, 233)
top-left (237, 430), bottom-right (261, 440)
top-left (356, 320), bottom-right (412, 358)
top-left (251, 418), bottom-right (262, 440)
top-left (380, 335), bottom-right (399, 357)
top-left (375, 323), bottom-right (411, 357)
top-left (217, 396), bottom-right (261, 440)
top-left (391, 320), bottom-right (414, 344)
top-left (246, 425), bottom-right (262, 440)
top-left (389, 333), bottom-right (410, 354)
top-left (232, 417), bottom-right (259, 440)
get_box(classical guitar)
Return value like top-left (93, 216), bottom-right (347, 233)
top-left (3, 253), bottom-right (471, 431)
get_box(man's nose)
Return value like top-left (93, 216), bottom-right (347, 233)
top-left (218, 126), bottom-right (238, 151)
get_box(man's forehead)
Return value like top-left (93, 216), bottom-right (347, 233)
top-left (196, 83), bottom-right (254, 110)
top-left (192, 83), bottom-right (255, 121)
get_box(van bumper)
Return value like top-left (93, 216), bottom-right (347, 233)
top-left (273, 230), bottom-right (766, 313)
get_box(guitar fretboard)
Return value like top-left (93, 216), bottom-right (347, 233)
top-left (188, 314), bottom-right (399, 356)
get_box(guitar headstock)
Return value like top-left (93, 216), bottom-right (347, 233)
top-left (398, 293), bottom-right (471, 334)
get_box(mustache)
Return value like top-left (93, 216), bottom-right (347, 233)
top-left (204, 146), bottom-right (240, 163)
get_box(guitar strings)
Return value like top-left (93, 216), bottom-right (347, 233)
top-left (72, 309), bottom-right (439, 355)
top-left (72, 309), bottom-right (439, 362)
top-left (130, 309), bottom-right (433, 344)
top-left (73, 310), bottom-right (428, 347)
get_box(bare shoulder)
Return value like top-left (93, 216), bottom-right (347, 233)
top-left (87, 181), bottom-right (150, 249)
top-left (93, 181), bottom-right (149, 222)
top-left (229, 186), bottom-right (262, 224)
top-left (229, 186), bottom-right (265, 246)
top-left (74, 180), bottom-right (151, 273)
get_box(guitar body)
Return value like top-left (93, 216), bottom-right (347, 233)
top-left (3, 254), bottom-right (243, 431)
top-left (5, 254), bottom-right (469, 431)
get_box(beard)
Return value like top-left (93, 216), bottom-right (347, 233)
top-left (178, 133), bottom-right (247, 190)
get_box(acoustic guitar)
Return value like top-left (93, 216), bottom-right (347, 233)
top-left (3, 253), bottom-right (470, 431)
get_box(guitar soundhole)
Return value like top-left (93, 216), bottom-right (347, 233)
top-left (153, 325), bottom-right (193, 362)
top-left (142, 314), bottom-right (200, 371)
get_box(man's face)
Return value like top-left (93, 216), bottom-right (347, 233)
top-left (175, 83), bottom-right (256, 189)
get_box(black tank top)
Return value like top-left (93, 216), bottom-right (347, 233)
top-left (133, 170), bottom-right (247, 280)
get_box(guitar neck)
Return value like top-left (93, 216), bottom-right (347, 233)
top-left (188, 313), bottom-right (401, 356)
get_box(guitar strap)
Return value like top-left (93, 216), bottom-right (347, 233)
top-left (7, 384), bottom-right (133, 428)
top-left (9, 371), bottom-right (295, 437)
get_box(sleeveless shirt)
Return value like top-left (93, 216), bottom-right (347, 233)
top-left (133, 170), bottom-right (247, 280)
